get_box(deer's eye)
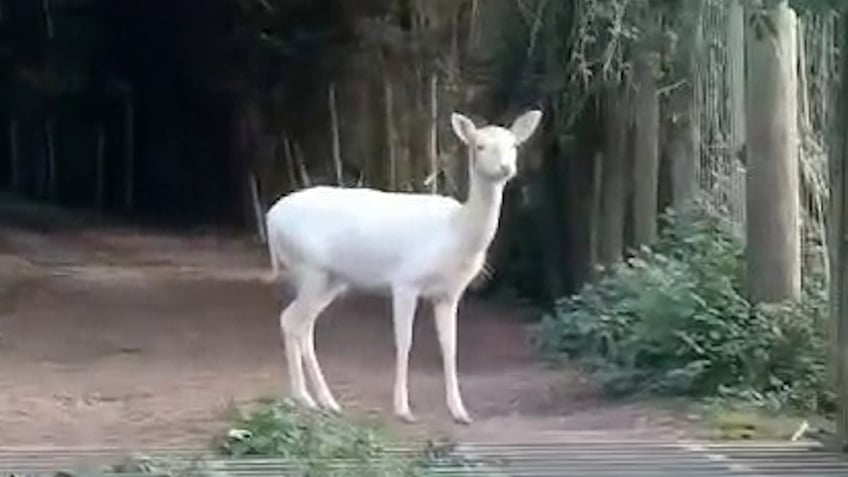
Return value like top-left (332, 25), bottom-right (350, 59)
top-left (476, 144), bottom-right (485, 151)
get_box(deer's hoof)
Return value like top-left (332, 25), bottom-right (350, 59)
top-left (451, 410), bottom-right (473, 425)
top-left (396, 410), bottom-right (418, 424)
top-left (293, 392), bottom-right (317, 410)
top-left (319, 397), bottom-right (342, 414)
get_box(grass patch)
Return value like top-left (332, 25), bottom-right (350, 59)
top-left (96, 399), bottom-right (486, 476)
top-left (694, 400), bottom-right (836, 442)
top-left (219, 399), bottom-right (416, 471)
top-left (217, 399), bottom-right (484, 476)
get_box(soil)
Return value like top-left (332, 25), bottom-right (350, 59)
top-left (0, 199), bottom-right (696, 449)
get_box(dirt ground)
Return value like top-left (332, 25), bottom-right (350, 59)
top-left (0, 200), bottom-right (695, 450)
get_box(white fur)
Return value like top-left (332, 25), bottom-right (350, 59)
top-left (264, 109), bottom-right (542, 424)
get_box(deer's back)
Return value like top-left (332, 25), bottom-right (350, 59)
top-left (266, 186), bottom-right (463, 289)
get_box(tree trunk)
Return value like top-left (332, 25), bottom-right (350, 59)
top-left (8, 118), bottom-right (21, 193)
top-left (829, 8), bottom-right (848, 452)
top-left (745, 1), bottom-right (801, 303)
top-left (95, 125), bottom-right (106, 209)
top-left (237, 97), bottom-right (265, 227)
top-left (589, 151), bottom-right (603, 275)
top-left (249, 171), bottom-right (266, 243)
top-left (632, 50), bottom-right (660, 248)
top-left (384, 76), bottom-right (398, 190)
top-left (535, 128), bottom-right (567, 301)
top-left (123, 93), bottom-right (135, 212)
top-left (668, 1), bottom-right (704, 212)
top-left (598, 84), bottom-right (628, 265)
top-left (45, 117), bottom-right (57, 199)
top-left (668, 114), bottom-right (697, 210)
top-left (328, 82), bottom-right (343, 186)
top-left (294, 140), bottom-right (310, 187)
top-left (283, 135), bottom-right (299, 191)
top-left (428, 74), bottom-right (439, 194)
top-left (727, 0), bottom-right (747, 237)
top-left (727, 0), bottom-right (746, 163)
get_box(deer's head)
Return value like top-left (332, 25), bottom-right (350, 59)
top-left (450, 109), bottom-right (543, 183)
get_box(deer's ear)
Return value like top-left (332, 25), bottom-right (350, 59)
top-left (509, 110), bottom-right (543, 145)
top-left (451, 113), bottom-right (477, 145)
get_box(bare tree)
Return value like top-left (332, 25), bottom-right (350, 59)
top-left (745, 1), bottom-right (802, 302)
top-left (632, 48), bottom-right (661, 247)
top-left (598, 83), bottom-right (628, 265)
top-left (668, 2), bottom-right (704, 211)
top-left (829, 4), bottom-right (848, 453)
top-left (727, 0), bottom-right (746, 164)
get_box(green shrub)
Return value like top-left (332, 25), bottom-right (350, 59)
top-left (533, 207), bottom-right (835, 414)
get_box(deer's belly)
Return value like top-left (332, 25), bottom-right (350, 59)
top-left (319, 244), bottom-right (482, 296)
top-left (322, 245), bottom-right (405, 289)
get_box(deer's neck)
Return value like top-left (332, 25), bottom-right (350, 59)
top-left (455, 175), bottom-right (505, 254)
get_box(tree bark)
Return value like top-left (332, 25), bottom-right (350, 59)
top-left (598, 83), bottom-right (628, 265)
top-left (95, 125), bottom-right (106, 209)
top-left (9, 118), bottom-right (21, 193)
top-left (829, 7), bottom-right (848, 453)
top-left (45, 117), bottom-right (57, 200)
top-left (589, 151), bottom-right (603, 275)
top-left (428, 74), bottom-right (439, 194)
top-left (536, 126), bottom-right (567, 301)
top-left (668, 1), bottom-right (703, 212)
top-left (632, 50), bottom-right (660, 248)
top-left (282, 135), bottom-right (299, 191)
top-left (685, 2), bottom-right (705, 207)
top-left (328, 82), bottom-right (343, 186)
top-left (249, 171), bottom-right (266, 243)
top-left (745, 1), bottom-right (801, 303)
top-left (727, 0), bottom-right (746, 163)
top-left (123, 93), bottom-right (135, 212)
top-left (668, 115), bottom-right (697, 210)
top-left (726, 0), bottom-right (747, 237)
top-left (384, 76), bottom-right (398, 190)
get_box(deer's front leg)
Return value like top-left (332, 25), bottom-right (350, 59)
top-left (280, 300), bottom-right (316, 409)
top-left (433, 296), bottom-right (472, 424)
top-left (391, 288), bottom-right (418, 422)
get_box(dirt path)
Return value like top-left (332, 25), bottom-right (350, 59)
top-left (0, 205), bottom-right (693, 449)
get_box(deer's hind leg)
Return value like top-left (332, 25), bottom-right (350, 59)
top-left (280, 297), bottom-right (314, 408)
top-left (301, 276), bottom-right (346, 412)
top-left (280, 268), bottom-right (344, 411)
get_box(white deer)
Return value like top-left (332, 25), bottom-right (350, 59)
top-left (264, 109), bottom-right (543, 424)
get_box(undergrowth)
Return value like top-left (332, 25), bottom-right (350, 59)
top-left (534, 206), bottom-right (835, 416)
top-left (99, 400), bottom-right (485, 476)
top-left (217, 399), bottom-right (479, 477)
